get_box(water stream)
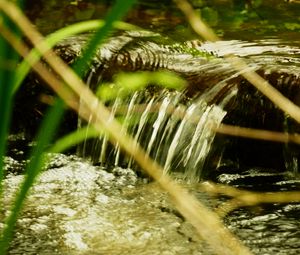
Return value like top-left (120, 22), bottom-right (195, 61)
top-left (4, 36), bottom-right (300, 254)
top-left (3, 0), bottom-right (300, 253)
top-left (78, 88), bottom-right (229, 181)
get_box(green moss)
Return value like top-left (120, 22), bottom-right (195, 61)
top-left (169, 42), bottom-right (214, 59)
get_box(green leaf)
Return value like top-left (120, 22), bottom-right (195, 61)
top-left (97, 70), bottom-right (186, 102)
top-left (50, 126), bottom-right (100, 153)
top-left (0, 98), bottom-right (65, 254)
top-left (115, 72), bottom-right (149, 91)
top-left (13, 19), bottom-right (140, 94)
top-left (151, 71), bottom-right (186, 90)
top-left (97, 82), bottom-right (121, 102)
top-left (284, 22), bottom-right (300, 31)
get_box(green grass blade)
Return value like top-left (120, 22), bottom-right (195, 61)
top-left (49, 125), bottom-right (100, 153)
top-left (0, 36), bottom-right (11, 197)
top-left (13, 19), bottom-right (140, 94)
top-left (0, 98), bottom-right (65, 254)
top-left (72, 0), bottom-right (137, 77)
top-left (0, 18), bottom-right (19, 198)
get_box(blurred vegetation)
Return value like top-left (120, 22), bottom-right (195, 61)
top-left (24, 0), bottom-right (300, 39)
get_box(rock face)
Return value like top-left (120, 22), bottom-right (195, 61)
top-left (13, 31), bottom-right (300, 172)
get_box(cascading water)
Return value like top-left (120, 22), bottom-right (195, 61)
top-left (6, 32), bottom-right (300, 254)
top-left (78, 84), bottom-right (236, 181)
top-left (71, 33), bottom-right (299, 180)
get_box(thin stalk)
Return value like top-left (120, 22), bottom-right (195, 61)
top-left (173, 0), bottom-right (300, 124)
top-left (0, 2), bottom-right (253, 254)
top-left (198, 182), bottom-right (300, 216)
top-left (72, 0), bottom-right (137, 76)
top-left (216, 124), bottom-right (300, 144)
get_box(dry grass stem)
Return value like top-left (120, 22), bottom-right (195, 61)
top-left (0, 1), bottom-right (253, 254)
top-left (216, 124), bottom-right (300, 144)
top-left (199, 182), bottom-right (300, 216)
top-left (113, 102), bottom-right (300, 145)
top-left (173, 0), bottom-right (300, 124)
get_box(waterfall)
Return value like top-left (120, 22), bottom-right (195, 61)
top-left (78, 81), bottom-right (235, 180)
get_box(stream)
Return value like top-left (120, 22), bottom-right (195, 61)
top-left (2, 0), bottom-right (300, 254)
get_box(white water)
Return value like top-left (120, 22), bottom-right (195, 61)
top-left (79, 85), bottom-right (233, 180)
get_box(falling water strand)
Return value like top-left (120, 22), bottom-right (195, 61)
top-left (183, 103), bottom-right (208, 166)
top-left (76, 71), bottom-right (95, 158)
top-left (114, 92), bottom-right (139, 166)
top-left (77, 96), bottom-right (99, 158)
top-left (127, 96), bottom-right (155, 168)
top-left (163, 103), bottom-right (198, 174)
top-left (184, 105), bottom-right (226, 180)
top-left (160, 96), bottom-right (226, 180)
top-left (99, 97), bottom-right (122, 164)
top-left (146, 96), bottom-right (171, 155)
top-left (149, 92), bottom-right (185, 163)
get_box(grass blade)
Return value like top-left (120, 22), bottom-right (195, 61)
top-left (0, 98), bottom-right (65, 254)
top-left (0, 15), bottom-right (19, 198)
top-left (13, 19), bottom-right (140, 94)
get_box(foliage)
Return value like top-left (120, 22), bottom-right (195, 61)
top-left (189, 0), bottom-right (300, 34)
top-left (97, 71), bottom-right (186, 102)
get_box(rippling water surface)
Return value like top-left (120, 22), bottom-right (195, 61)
top-left (5, 1), bottom-right (300, 253)
top-left (5, 36), bottom-right (300, 254)
top-left (2, 153), bottom-right (300, 254)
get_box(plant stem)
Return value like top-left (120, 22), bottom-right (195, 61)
top-left (0, 2), bottom-right (253, 254)
top-left (0, 14), bottom-right (16, 199)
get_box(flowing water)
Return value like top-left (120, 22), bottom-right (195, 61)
top-left (4, 36), bottom-right (300, 254)
top-left (78, 88), bottom-right (229, 181)
top-left (3, 0), bottom-right (300, 253)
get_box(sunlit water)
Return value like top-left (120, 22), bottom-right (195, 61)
top-left (2, 154), bottom-right (300, 254)
top-left (78, 88), bottom-right (229, 181)
top-left (3, 37), bottom-right (300, 254)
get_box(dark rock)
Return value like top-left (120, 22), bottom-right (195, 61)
top-left (13, 32), bottom-right (300, 174)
